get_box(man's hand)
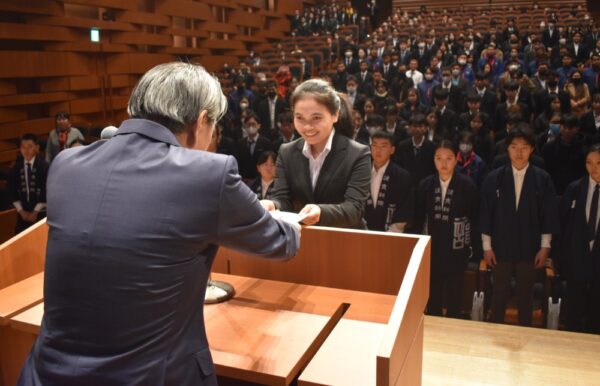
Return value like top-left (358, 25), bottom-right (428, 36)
top-left (534, 248), bottom-right (550, 269)
top-left (299, 204), bottom-right (321, 225)
top-left (260, 200), bottom-right (276, 211)
top-left (483, 249), bottom-right (497, 268)
top-left (18, 210), bottom-right (30, 221)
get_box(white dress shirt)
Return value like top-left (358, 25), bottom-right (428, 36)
top-left (302, 129), bottom-right (335, 189)
top-left (261, 179), bottom-right (273, 199)
top-left (370, 161), bottom-right (389, 208)
top-left (586, 176), bottom-right (600, 249)
top-left (406, 69), bottom-right (423, 87)
top-left (440, 176), bottom-right (451, 203)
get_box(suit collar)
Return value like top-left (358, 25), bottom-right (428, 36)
top-left (116, 119), bottom-right (181, 147)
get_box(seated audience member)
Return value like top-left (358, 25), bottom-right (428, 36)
top-left (384, 106), bottom-right (407, 146)
top-left (456, 131), bottom-right (488, 188)
top-left (414, 140), bottom-right (479, 318)
top-left (425, 110), bottom-right (443, 145)
top-left (372, 80), bottom-right (396, 116)
top-left (480, 127), bottom-right (559, 326)
top-left (394, 113), bottom-right (436, 185)
top-left (46, 112), bottom-right (85, 163)
top-left (581, 93), bottom-right (600, 144)
top-left (8, 134), bottom-right (48, 233)
top-left (432, 88), bottom-right (459, 141)
top-left (272, 112), bottom-right (297, 153)
top-left (352, 109), bottom-right (365, 141)
top-left (458, 92), bottom-right (492, 135)
top-left (215, 118), bottom-right (235, 155)
top-left (357, 114), bottom-right (385, 145)
top-left (346, 76), bottom-right (366, 114)
top-left (542, 113), bottom-right (586, 195)
top-left (363, 98), bottom-right (377, 123)
top-left (534, 94), bottom-right (564, 134)
top-left (432, 67), bottom-right (465, 113)
top-left (536, 112), bottom-right (562, 151)
top-left (468, 112), bottom-right (494, 165)
top-left (256, 80), bottom-right (289, 139)
top-left (365, 131), bottom-right (413, 232)
top-left (533, 69), bottom-right (571, 118)
top-left (559, 144), bottom-right (600, 334)
top-left (418, 67), bottom-right (440, 107)
top-left (470, 71), bottom-right (498, 118)
top-left (233, 111), bottom-right (273, 180)
top-left (494, 80), bottom-right (531, 141)
top-left (248, 151), bottom-right (277, 200)
top-left (565, 70), bottom-right (591, 117)
top-left (406, 58), bottom-right (423, 86)
top-left (399, 88), bottom-right (427, 121)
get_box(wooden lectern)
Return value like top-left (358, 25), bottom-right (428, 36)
top-left (0, 221), bottom-right (430, 386)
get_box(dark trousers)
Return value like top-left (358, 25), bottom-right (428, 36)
top-left (491, 260), bottom-right (538, 326)
top-left (428, 266), bottom-right (464, 318)
top-left (566, 279), bottom-right (600, 334)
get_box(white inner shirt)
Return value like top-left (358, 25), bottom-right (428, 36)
top-left (512, 164), bottom-right (529, 209)
top-left (370, 161), bottom-right (389, 208)
top-left (302, 129), bottom-right (335, 189)
top-left (440, 176), bottom-right (452, 203)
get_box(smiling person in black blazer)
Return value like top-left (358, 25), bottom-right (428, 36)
top-left (261, 79), bottom-right (371, 228)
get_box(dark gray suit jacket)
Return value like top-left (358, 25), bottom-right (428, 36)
top-left (271, 132), bottom-right (371, 228)
top-left (18, 119), bottom-right (299, 386)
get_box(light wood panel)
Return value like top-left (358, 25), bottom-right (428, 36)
top-left (0, 0), bottom-right (306, 158)
top-left (216, 226), bottom-right (420, 295)
top-left (0, 272), bottom-right (44, 325)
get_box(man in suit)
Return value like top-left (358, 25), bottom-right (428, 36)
top-left (7, 133), bottom-right (48, 233)
top-left (342, 47), bottom-right (359, 75)
top-left (394, 114), bottom-right (436, 185)
top-left (542, 19), bottom-right (559, 49)
top-left (470, 71), bottom-right (498, 117)
top-left (255, 81), bottom-right (288, 139)
top-left (17, 62), bottom-right (300, 386)
top-left (569, 31), bottom-right (589, 66)
top-left (234, 111), bottom-right (273, 180)
top-left (346, 76), bottom-right (366, 114)
top-left (331, 61), bottom-right (349, 93)
top-left (432, 67), bottom-right (465, 114)
top-left (379, 51), bottom-right (398, 85)
top-left (356, 60), bottom-right (374, 95)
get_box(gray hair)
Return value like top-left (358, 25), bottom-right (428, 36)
top-left (127, 62), bottom-right (227, 133)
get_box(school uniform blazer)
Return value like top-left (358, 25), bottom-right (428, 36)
top-left (17, 119), bottom-right (299, 386)
top-left (559, 176), bottom-right (600, 282)
top-left (271, 132), bottom-right (371, 228)
top-left (480, 164), bottom-right (559, 262)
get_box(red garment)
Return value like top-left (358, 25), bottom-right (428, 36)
top-left (58, 129), bottom-right (69, 151)
top-left (457, 150), bottom-right (475, 176)
top-left (274, 68), bottom-right (292, 99)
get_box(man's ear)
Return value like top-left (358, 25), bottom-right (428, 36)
top-left (186, 110), bottom-right (209, 149)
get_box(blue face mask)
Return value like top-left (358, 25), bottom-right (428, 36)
top-left (549, 123), bottom-right (560, 135)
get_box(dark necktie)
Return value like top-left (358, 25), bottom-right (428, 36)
top-left (248, 140), bottom-right (256, 156)
top-left (413, 146), bottom-right (420, 157)
top-left (26, 162), bottom-right (33, 202)
top-left (589, 184), bottom-right (599, 242)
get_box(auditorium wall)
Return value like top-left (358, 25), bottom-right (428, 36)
top-left (0, 0), bottom-right (316, 160)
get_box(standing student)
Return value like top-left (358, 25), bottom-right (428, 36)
top-left (262, 79), bottom-right (371, 228)
top-left (559, 145), bottom-right (600, 333)
top-left (394, 114), bottom-right (436, 185)
top-left (414, 140), bottom-right (479, 318)
top-left (365, 131), bottom-right (413, 232)
top-left (7, 134), bottom-right (48, 233)
top-left (480, 127), bottom-right (559, 326)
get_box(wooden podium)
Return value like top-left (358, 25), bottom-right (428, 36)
top-left (0, 221), bottom-right (431, 386)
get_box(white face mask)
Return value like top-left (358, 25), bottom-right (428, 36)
top-left (345, 52), bottom-right (353, 58)
top-left (458, 59), bottom-right (466, 65)
top-left (244, 125), bottom-right (259, 135)
top-left (240, 102), bottom-right (249, 109)
top-left (347, 86), bottom-right (357, 93)
top-left (425, 74), bottom-right (434, 81)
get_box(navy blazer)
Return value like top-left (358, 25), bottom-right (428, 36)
top-left (271, 132), bottom-right (371, 228)
top-left (18, 119), bottom-right (299, 386)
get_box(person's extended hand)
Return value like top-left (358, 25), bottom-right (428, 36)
top-left (299, 204), bottom-right (321, 225)
top-left (26, 211), bottom-right (38, 223)
top-left (483, 249), bottom-right (497, 268)
top-left (260, 200), bottom-right (276, 211)
top-left (534, 248), bottom-right (550, 269)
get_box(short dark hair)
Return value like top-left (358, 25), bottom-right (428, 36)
top-left (506, 126), bottom-right (535, 147)
top-left (257, 150), bottom-right (276, 166)
top-left (366, 114), bottom-right (385, 127)
top-left (277, 111), bottom-right (293, 124)
top-left (466, 92), bottom-right (482, 103)
top-left (436, 139), bottom-right (456, 155)
top-left (55, 111), bottom-right (70, 120)
top-left (433, 88), bottom-right (449, 100)
top-left (242, 110), bottom-right (260, 124)
top-left (20, 133), bottom-right (38, 145)
top-left (409, 113), bottom-right (427, 126)
top-left (371, 130), bottom-right (395, 144)
top-left (505, 80), bottom-right (519, 91)
top-left (587, 143), bottom-right (600, 157)
top-left (560, 113), bottom-right (580, 128)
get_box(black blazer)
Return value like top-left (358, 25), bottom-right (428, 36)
top-left (233, 135), bottom-right (273, 180)
top-left (271, 133), bottom-right (371, 228)
top-left (255, 97), bottom-right (289, 138)
top-left (7, 156), bottom-right (48, 212)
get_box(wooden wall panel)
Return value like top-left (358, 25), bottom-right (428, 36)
top-left (0, 0), bottom-right (303, 159)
